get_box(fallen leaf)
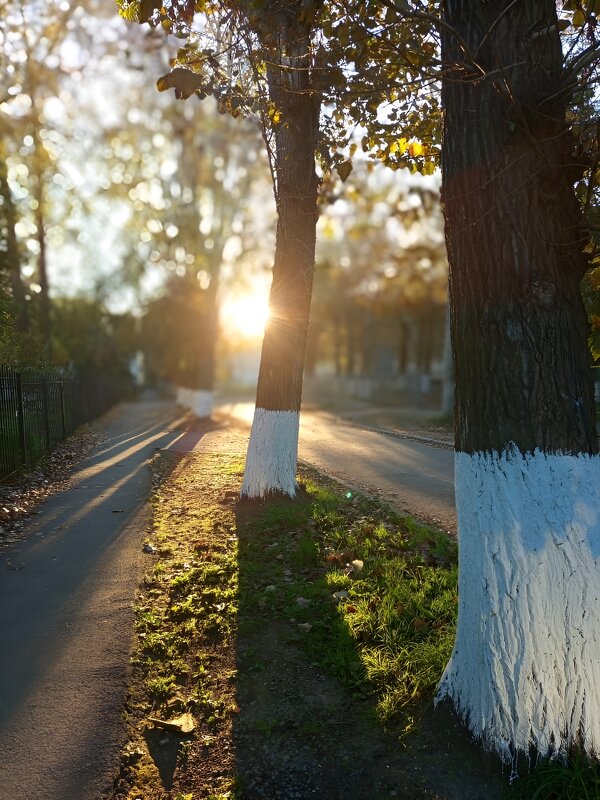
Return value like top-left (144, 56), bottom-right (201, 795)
top-left (346, 604), bottom-right (358, 614)
top-left (147, 713), bottom-right (195, 735)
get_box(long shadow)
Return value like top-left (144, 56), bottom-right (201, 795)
top-left (0, 405), bottom-right (186, 730)
top-left (231, 495), bottom-right (505, 800)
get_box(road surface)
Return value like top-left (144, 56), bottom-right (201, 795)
top-left (218, 402), bottom-right (456, 533)
top-left (0, 396), bottom-right (185, 800)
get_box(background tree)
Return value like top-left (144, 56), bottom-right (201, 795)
top-left (309, 165), bottom-right (448, 403)
top-left (117, 0), bottom-right (325, 497)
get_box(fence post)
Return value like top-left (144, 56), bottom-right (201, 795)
top-left (41, 374), bottom-right (51, 450)
top-left (16, 372), bottom-right (27, 468)
top-left (59, 380), bottom-right (67, 440)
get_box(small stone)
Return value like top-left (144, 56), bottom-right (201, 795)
top-left (297, 622), bottom-right (312, 633)
top-left (265, 584), bottom-right (276, 592)
top-left (351, 559), bottom-right (364, 572)
top-left (332, 590), bottom-right (349, 601)
top-left (142, 543), bottom-right (156, 554)
top-left (296, 597), bottom-right (311, 608)
top-left (158, 737), bottom-right (169, 747)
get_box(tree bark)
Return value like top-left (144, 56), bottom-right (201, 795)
top-left (442, 0), bottom-right (597, 455)
top-left (241, 6), bottom-right (320, 497)
top-left (437, 0), bottom-right (600, 761)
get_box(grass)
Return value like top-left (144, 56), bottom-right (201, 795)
top-left (236, 478), bottom-right (458, 732)
top-left (116, 447), bottom-right (461, 798)
top-left (504, 756), bottom-right (600, 800)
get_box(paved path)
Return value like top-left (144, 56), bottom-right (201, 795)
top-left (0, 396), bottom-right (185, 800)
top-left (217, 402), bottom-right (456, 533)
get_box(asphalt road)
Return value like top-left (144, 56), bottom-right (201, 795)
top-left (218, 402), bottom-right (456, 533)
top-left (0, 396), bottom-right (185, 800)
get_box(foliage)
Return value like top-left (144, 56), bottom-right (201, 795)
top-left (309, 163), bottom-right (447, 376)
top-left (51, 297), bottom-right (139, 380)
top-left (504, 755), bottom-right (600, 800)
top-left (582, 267), bottom-right (600, 360)
top-left (141, 273), bottom-right (214, 387)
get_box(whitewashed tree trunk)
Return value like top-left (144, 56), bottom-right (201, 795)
top-left (190, 389), bottom-right (213, 418)
top-left (437, 0), bottom-right (600, 762)
top-left (240, 6), bottom-right (320, 499)
top-left (438, 450), bottom-right (600, 761)
top-left (241, 408), bottom-right (300, 497)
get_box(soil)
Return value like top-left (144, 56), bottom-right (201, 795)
top-left (111, 426), bottom-right (507, 800)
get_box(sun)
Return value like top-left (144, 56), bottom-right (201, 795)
top-left (220, 291), bottom-right (270, 341)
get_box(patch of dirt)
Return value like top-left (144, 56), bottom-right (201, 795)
top-left (231, 620), bottom-right (502, 800)
top-left (112, 428), bottom-right (507, 800)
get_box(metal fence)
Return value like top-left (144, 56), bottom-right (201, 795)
top-left (0, 366), bottom-right (126, 481)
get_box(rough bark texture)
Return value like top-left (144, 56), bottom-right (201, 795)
top-left (439, 0), bottom-right (600, 763)
top-left (254, 6), bottom-right (320, 413)
top-left (442, 0), bottom-right (598, 456)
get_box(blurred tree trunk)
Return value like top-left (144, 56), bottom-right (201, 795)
top-left (437, 0), bottom-right (600, 761)
top-left (35, 183), bottom-right (51, 361)
top-left (0, 156), bottom-right (28, 332)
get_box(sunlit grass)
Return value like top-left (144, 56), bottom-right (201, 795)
top-left (238, 474), bottom-right (458, 733)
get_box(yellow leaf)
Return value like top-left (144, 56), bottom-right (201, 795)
top-left (573, 8), bottom-right (586, 26)
top-left (408, 140), bottom-right (424, 157)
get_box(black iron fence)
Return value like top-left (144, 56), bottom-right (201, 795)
top-left (0, 366), bottom-right (127, 481)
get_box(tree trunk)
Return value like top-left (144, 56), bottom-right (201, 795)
top-left (190, 275), bottom-right (219, 418)
top-left (241, 10), bottom-right (320, 498)
top-left (437, 0), bottom-right (600, 761)
top-left (0, 159), bottom-right (28, 333)
top-left (35, 187), bottom-right (51, 361)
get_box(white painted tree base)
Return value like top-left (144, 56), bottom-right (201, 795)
top-left (241, 408), bottom-right (299, 498)
top-left (437, 449), bottom-right (600, 762)
top-left (174, 387), bottom-right (212, 417)
top-left (190, 389), bottom-right (213, 418)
